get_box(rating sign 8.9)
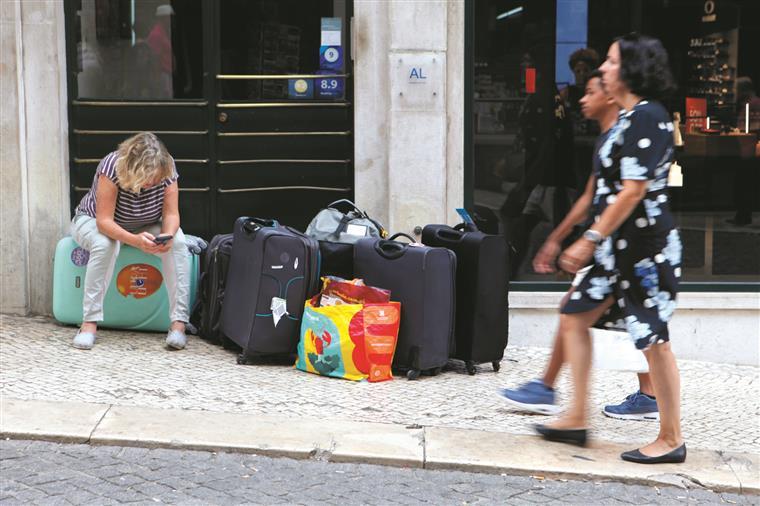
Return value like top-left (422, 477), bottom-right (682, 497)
top-left (316, 77), bottom-right (344, 99)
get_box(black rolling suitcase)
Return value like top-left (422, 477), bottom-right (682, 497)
top-left (354, 233), bottom-right (456, 380)
top-left (221, 217), bottom-right (320, 364)
top-left (192, 233), bottom-right (234, 346)
top-left (422, 223), bottom-right (509, 374)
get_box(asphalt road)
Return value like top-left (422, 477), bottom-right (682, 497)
top-left (0, 440), bottom-right (753, 505)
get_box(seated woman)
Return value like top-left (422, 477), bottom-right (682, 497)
top-left (70, 131), bottom-right (190, 350)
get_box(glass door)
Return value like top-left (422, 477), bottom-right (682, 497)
top-left (65, 0), bottom-right (213, 237)
top-left (65, 0), bottom-right (354, 238)
top-left (212, 0), bottom-right (354, 233)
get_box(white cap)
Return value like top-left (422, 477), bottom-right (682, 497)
top-left (156, 4), bottom-right (175, 16)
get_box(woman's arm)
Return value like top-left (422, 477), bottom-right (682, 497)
top-left (161, 181), bottom-right (180, 236)
top-left (589, 179), bottom-right (647, 238)
top-left (95, 175), bottom-right (159, 254)
top-left (558, 179), bottom-right (647, 272)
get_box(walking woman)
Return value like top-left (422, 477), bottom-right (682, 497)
top-left (534, 33), bottom-right (685, 464)
top-left (71, 132), bottom-right (190, 351)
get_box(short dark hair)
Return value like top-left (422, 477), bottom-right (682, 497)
top-left (615, 33), bottom-right (676, 101)
top-left (587, 69), bottom-right (603, 81)
top-left (569, 48), bottom-right (599, 71)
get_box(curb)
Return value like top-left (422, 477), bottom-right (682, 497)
top-left (1, 398), bottom-right (757, 495)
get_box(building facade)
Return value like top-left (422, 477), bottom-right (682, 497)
top-left (1, 0), bottom-right (757, 364)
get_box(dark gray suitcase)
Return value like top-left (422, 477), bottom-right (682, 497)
top-left (422, 223), bottom-right (509, 374)
top-left (354, 233), bottom-right (456, 380)
top-left (221, 217), bottom-right (320, 364)
top-left (193, 233), bottom-right (234, 347)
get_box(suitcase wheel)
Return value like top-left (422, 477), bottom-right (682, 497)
top-left (492, 360), bottom-right (501, 372)
top-left (406, 369), bottom-right (421, 380)
top-left (236, 354), bottom-right (249, 365)
top-left (466, 361), bottom-right (477, 375)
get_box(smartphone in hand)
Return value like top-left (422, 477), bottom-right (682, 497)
top-left (153, 234), bottom-right (173, 245)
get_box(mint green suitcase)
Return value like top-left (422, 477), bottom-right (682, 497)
top-left (52, 236), bottom-right (199, 331)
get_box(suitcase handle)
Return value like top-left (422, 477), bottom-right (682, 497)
top-left (435, 228), bottom-right (465, 242)
top-left (375, 240), bottom-right (408, 259)
top-left (242, 217), bottom-right (278, 235)
top-left (454, 223), bottom-right (479, 233)
top-left (388, 232), bottom-right (416, 243)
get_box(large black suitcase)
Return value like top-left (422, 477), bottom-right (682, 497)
top-left (221, 217), bottom-right (320, 364)
top-left (354, 233), bottom-right (456, 380)
top-left (192, 233), bottom-right (234, 346)
top-left (422, 223), bottom-right (509, 374)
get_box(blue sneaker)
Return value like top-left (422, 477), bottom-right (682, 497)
top-left (499, 379), bottom-right (560, 415)
top-left (603, 391), bottom-right (659, 421)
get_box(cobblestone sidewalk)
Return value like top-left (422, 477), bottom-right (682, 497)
top-left (1, 314), bottom-right (758, 454)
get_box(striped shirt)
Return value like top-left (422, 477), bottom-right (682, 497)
top-left (75, 151), bottom-right (179, 231)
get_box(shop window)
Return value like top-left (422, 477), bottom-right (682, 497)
top-left (73, 0), bottom-right (203, 100)
top-left (469, 0), bottom-right (760, 284)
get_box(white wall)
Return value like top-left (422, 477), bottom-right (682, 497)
top-left (0, 2), bottom-right (29, 314)
top-left (509, 292), bottom-right (760, 366)
top-left (0, 1), bottom-right (70, 315)
top-left (354, 0), bottom-right (463, 234)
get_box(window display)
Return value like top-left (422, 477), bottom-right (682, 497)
top-left (469, 0), bottom-right (759, 284)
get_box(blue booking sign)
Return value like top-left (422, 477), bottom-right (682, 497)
top-left (288, 78), bottom-right (314, 99)
top-left (316, 76), bottom-right (344, 99)
top-left (319, 45), bottom-right (343, 71)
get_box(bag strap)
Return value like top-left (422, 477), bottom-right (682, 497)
top-left (327, 199), bottom-right (363, 214)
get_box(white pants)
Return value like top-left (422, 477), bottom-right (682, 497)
top-left (70, 215), bottom-right (190, 324)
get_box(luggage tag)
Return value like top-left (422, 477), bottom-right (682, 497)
top-left (455, 208), bottom-right (476, 225)
top-left (271, 297), bottom-right (289, 327)
top-left (345, 223), bottom-right (368, 237)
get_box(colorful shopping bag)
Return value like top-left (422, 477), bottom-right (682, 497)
top-left (296, 299), bottom-right (400, 382)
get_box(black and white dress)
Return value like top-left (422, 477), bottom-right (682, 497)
top-left (561, 100), bottom-right (683, 350)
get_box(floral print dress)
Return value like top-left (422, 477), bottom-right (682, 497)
top-left (561, 100), bottom-right (683, 350)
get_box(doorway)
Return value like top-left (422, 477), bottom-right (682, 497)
top-left (65, 0), bottom-right (353, 238)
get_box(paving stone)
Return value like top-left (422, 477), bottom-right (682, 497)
top-left (2, 314), bottom-right (757, 456)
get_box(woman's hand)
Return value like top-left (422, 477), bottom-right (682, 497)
top-left (155, 236), bottom-right (173, 254)
top-left (134, 232), bottom-right (161, 255)
top-left (558, 238), bottom-right (596, 274)
top-left (533, 239), bottom-right (561, 273)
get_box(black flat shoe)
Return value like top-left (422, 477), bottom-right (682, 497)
top-left (534, 424), bottom-right (588, 447)
top-left (621, 443), bottom-right (687, 464)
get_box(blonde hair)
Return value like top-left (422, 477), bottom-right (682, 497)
top-left (115, 132), bottom-right (174, 193)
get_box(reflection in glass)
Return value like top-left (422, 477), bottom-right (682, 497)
top-left (219, 0), bottom-right (348, 101)
top-left (75, 0), bottom-right (202, 99)
top-left (471, 0), bottom-right (760, 283)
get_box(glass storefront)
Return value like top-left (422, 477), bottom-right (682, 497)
top-left (469, 0), bottom-right (760, 285)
